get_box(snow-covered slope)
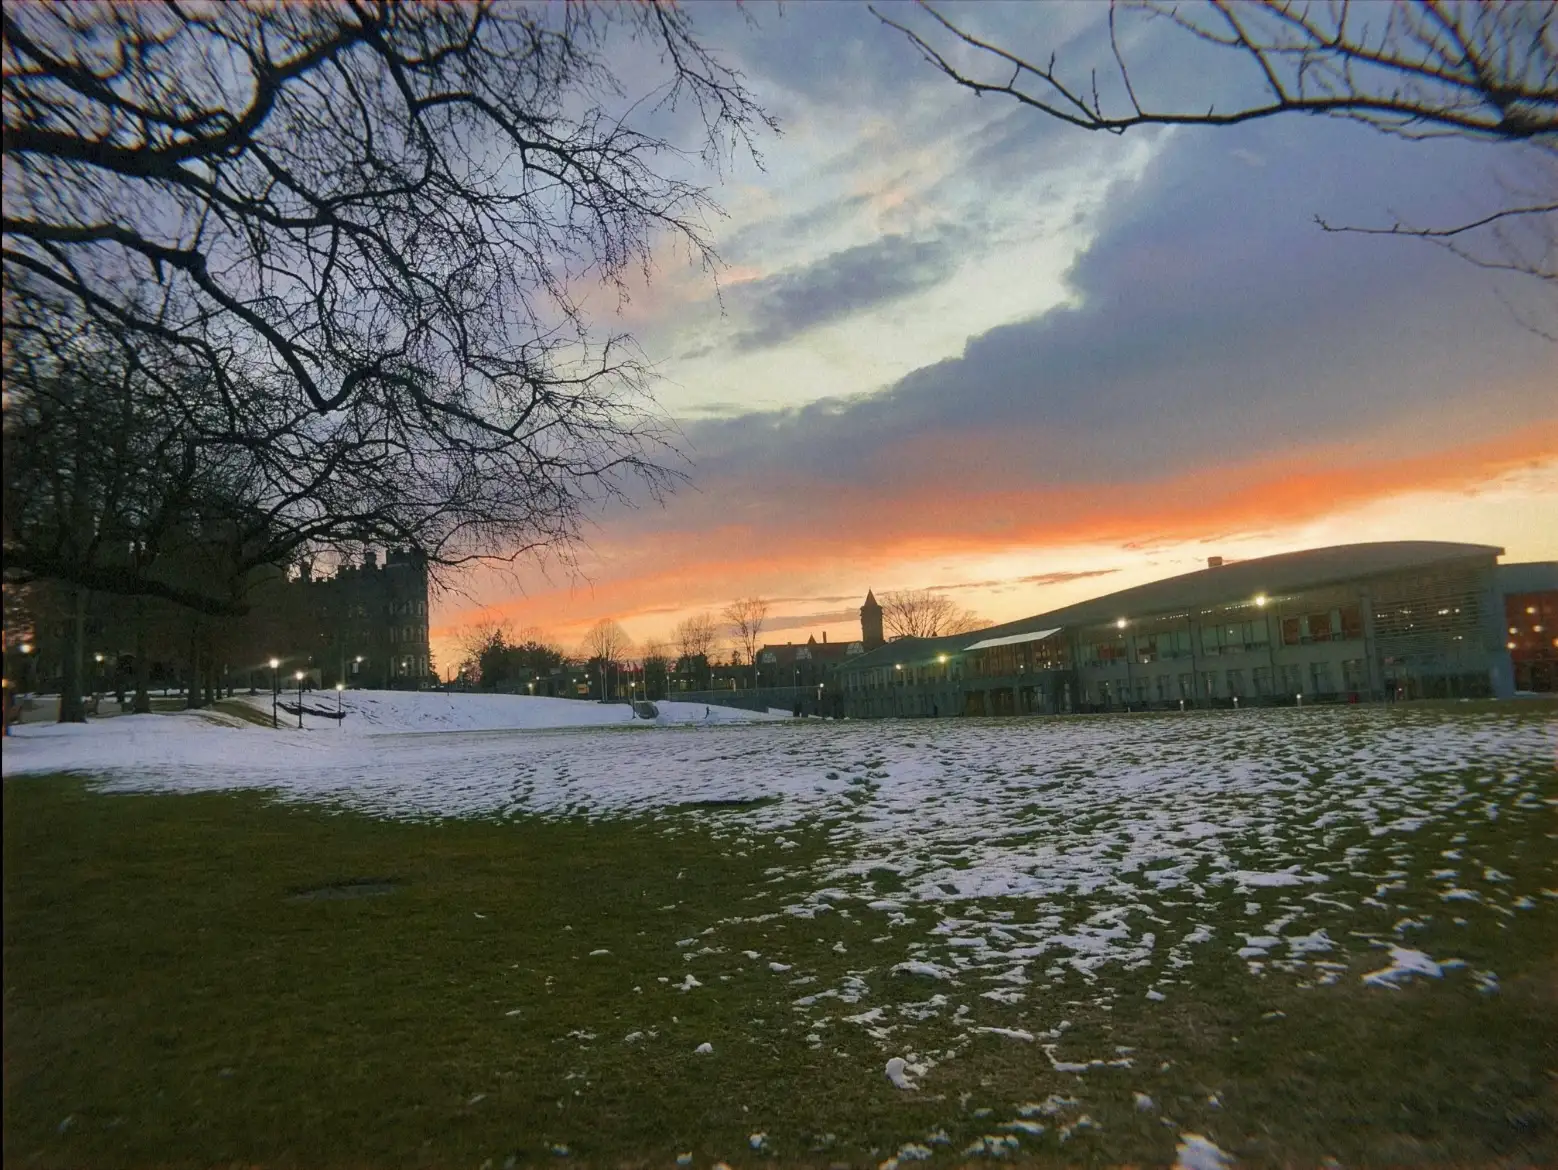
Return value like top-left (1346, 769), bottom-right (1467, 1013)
top-left (227, 689), bottom-right (782, 734)
top-left (1, 690), bottom-right (785, 780)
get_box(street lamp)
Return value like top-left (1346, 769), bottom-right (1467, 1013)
top-left (295, 670), bottom-right (305, 729)
top-left (269, 657), bottom-right (280, 727)
top-left (1118, 618), bottom-right (1134, 711)
top-left (335, 681), bottom-right (344, 725)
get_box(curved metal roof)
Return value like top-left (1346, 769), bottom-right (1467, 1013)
top-left (841, 541), bottom-right (1503, 671)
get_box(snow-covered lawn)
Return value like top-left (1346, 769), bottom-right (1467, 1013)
top-left (5, 701), bottom-right (1554, 1164)
top-left (7, 702), bottom-right (1551, 1006)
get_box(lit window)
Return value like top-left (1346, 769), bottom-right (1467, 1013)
top-left (1509, 626), bottom-right (1518, 634)
top-left (1529, 606), bottom-right (1538, 615)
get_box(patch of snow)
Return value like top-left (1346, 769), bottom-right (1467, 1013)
top-left (971, 1026), bottom-right (1034, 1042)
top-left (885, 1056), bottom-right (917, 1090)
top-left (1362, 946), bottom-right (1443, 988)
top-left (1175, 1134), bottom-right (1232, 1170)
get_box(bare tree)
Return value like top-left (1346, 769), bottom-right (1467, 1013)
top-left (876, 1), bottom-right (1556, 305)
top-left (640, 637), bottom-right (671, 700)
top-left (672, 611), bottom-right (721, 663)
top-left (880, 588), bottom-right (986, 639)
top-left (3, 1), bottom-right (778, 599)
top-left (455, 616), bottom-right (512, 683)
top-left (722, 597), bottom-right (768, 666)
top-left (581, 618), bottom-right (633, 666)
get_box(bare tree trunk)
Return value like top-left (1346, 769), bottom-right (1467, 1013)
top-left (57, 585), bottom-right (88, 722)
top-left (186, 624), bottom-right (203, 710)
top-left (132, 598), bottom-right (152, 713)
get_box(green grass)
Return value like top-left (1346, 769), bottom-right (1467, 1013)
top-left (4, 772), bottom-right (1555, 1168)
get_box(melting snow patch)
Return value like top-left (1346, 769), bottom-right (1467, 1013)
top-left (748, 1133), bottom-right (767, 1151)
top-left (885, 1056), bottom-right (918, 1090)
top-left (679, 974), bottom-right (702, 991)
top-left (1175, 1134), bottom-right (1232, 1170)
top-left (1226, 867), bottom-right (1327, 888)
top-left (963, 1135), bottom-right (1021, 1156)
top-left (1134, 1092), bottom-right (1156, 1112)
top-left (1362, 946), bottom-right (1443, 988)
top-left (971, 1026), bottom-right (1035, 1041)
top-left (1043, 1044), bottom-right (1131, 1073)
top-left (768, 961), bottom-right (792, 973)
top-left (693, 1042), bottom-right (713, 1055)
top-left (1017, 1095), bottom-right (1079, 1118)
top-left (1001, 1119), bottom-right (1047, 1135)
top-left (892, 960), bottom-right (954, 981)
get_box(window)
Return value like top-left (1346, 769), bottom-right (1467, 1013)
top-left (1177, 672), bottom-right (1194, 699)
top-left (1342, 658), bottom-right (1367, 690)
top-left (1200, 625), bottom-right (1221, 656)
top-left (1133, 634), bottom-right (1157, 664)
top-left (1339, 604), bottom-right (1363, 640)
top-left (1252, 666), bottom-right (1273, 696)
top-left (1308, 612), bottom-right (1333, 642)
top-left (1281, 617), bottom-right (1302, 646)
top-left (1155, 674), bottom-right (1171, 701)
top-left (1309, 661), bottom-right (1334, 694)
top-left (1226, 668), bottom-right (1245, 696)
top-left (1202, 670), bottom-right (1219, 698)
top-left (1135, 680), bottom-right (1150, 704)
top-left (1279, 663), bottom-right (1304, 695)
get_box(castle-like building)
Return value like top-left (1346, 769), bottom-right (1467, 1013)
top-left (299, 547), bottom-right (432, 688)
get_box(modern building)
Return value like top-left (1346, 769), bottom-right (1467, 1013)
top-left (1498, 561), bottom-right (1558, 694)
top-left (837, 541), bottom-right (1548, 718)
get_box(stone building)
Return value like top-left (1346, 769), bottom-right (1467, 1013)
top-left (303, 548), bottom-right (432, 689)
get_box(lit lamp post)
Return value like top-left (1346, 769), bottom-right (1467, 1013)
top-left (1117, 618), bottom-right (1133, 711)
top-left (295, 670), bottom-right (305, 729)
top-left (269, 657), bottom-right (280, 727)
top-left (335, 681), bottom-right (344, 726)
top-left (20, 642), bottom-right (34, 695)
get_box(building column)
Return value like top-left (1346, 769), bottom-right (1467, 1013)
top-left (1482, 579), bottom-right (1516, 699)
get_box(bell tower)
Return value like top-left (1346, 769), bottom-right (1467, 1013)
top-left (860, 590), bottom-right (884, 650)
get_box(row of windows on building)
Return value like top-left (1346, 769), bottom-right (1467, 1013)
top-left (1077, 606), bottom-right (1365, 667)
top-left (845, 653), bottom-right (1374, 698)
top-left (1086, 660), bottom-right (1371, 703)
top-left (328, 599), bottom-right (427, 619)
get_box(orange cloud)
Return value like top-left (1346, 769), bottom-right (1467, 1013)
top-left (429, 419), bottom-right (1557, 673)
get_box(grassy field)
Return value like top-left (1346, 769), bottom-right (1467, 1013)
top-left (4, 748), bottom-right (1555, 1168)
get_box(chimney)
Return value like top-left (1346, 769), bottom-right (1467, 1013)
top-left (823, 631), bottom-right (827, 643)
top-left (1207, 556), bottom-right (1224, 569)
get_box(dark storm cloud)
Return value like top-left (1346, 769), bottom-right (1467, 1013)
top-left (729, 229), bottom-right (965, 351)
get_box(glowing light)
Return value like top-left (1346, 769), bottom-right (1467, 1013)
top-left (1116, 618), bottom-right (1127, 629)
top-left (269, 657), bottom-right (280, 669)
top-left (20, 642), bottom-right (32, 654)
top-left (335, 682), bottom-right (344, 692)
top-left (294, 670), bottom-right (304, 681)
top-left (1255, 595), bottom-right (1267, 607)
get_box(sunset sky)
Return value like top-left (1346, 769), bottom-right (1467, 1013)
top-left (431, 1), bottom-right (1557, 671)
